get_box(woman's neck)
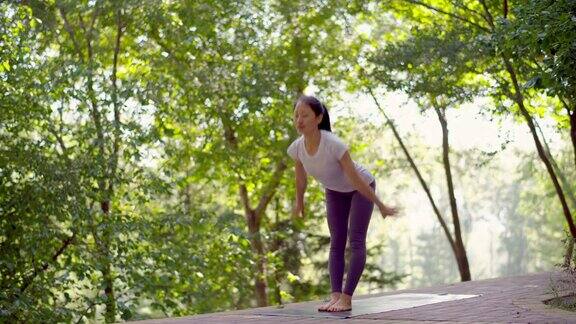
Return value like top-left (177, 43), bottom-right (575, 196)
top-left (304, 129), bottom-right (321, 146)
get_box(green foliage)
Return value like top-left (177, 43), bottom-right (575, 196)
top-left (373, 27), bottom-right (480, 96)
top-left (501, 0), bottom-right (576, 105)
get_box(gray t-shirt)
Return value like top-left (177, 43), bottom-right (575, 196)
top-left (287, 130), bottom-right (374, 192)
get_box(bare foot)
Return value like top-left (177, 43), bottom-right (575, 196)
top-left (318, 292), bottom-right (341, 312)
top-left (327, 293), bottom-right (352, 312)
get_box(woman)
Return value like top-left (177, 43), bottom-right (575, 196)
top-left (287, 95), bottom-right (397, 312)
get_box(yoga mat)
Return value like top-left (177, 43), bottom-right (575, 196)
top-left (254, 293), bottom-right (481, 319)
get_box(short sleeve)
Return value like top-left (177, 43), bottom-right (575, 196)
top-left (328, 133), bottom-right (349, 160)
top-left (287, 139), bottom-right (299, 161)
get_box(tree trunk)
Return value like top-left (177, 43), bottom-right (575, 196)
top-left (569, 107), bottom-right (576, 268)
top-left (222, 104), bottom-right (287, 306)
top-left (434, 105), bottom-right (471, 281)
top-left (570, 107), bottom-right (576, 170)
top-left (366, 87), bottom-right (468, 279)
top-left (535, 119), bottom-right (576, 209)
top-left (454, 241), bottom-right (471, 281)
top-left (564, 236), bottom-right (575, 268)
top-left (536, 118), bottom-right (576, 268)
top-left (224, 116), bottom-right (269, 306)
top-left (367, 88), bottom-right (455, 246)
top-left (270, 198), bottom-right (285, 306)
top-left (501, 56), bottom-right (576, 239)
top-left (245, 207), bottom-right (268, 306)
top-left (100, 201), bottom-right (116, 323)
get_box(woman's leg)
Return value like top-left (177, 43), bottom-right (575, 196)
top-left (325, 189), bottom-right (353, 294)
top-left (319, 188), bottom-right (353, 311)
top-left (343, 181), bottom-right (376, 296)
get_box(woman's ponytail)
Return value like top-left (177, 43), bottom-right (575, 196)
top-left (318, 102), bottom-right (331, 132)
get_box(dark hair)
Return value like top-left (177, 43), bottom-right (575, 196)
top-left (294, 95), bottom-right (332, 132)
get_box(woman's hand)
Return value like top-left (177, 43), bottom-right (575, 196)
top-left (292, 201), bottom-right (305, 219)
top-left (377, 202), bottom-right (398, 219)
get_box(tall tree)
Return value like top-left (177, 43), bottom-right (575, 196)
top-left (380, 0), bottom-right (576, 240)
top-left (366, 27), bottom-right (482, 281)
top-left (1, 0), bottom-right (152, 321)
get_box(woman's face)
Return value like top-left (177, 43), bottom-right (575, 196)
top-left (293, 101), bottom-right (322, 135)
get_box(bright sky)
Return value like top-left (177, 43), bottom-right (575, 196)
top-left (330, 89), bottom-right (562, 153)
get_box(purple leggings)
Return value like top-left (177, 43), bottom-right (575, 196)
top-left (325, 181), bottom-right (375, 296)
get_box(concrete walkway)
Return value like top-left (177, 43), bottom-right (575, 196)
top-left (132, 271), bottom-right (576, 323)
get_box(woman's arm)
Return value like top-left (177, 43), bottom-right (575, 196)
top-left (339, 151), bottom-right (397, 216)
top-left (293, 159), bottom-right (307, 217)
top-left (339, 151), bottom-right (381, 204)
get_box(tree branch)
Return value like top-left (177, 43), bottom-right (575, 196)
top-left (448, 0), bottom-right (488, 24)
top-left (478, 0), bottom-right (495, 29)
top-left (57, 6), bottom-right (84, 63)
top-left (402, 0), bottom-right (491, 32)
top-left (19, 233), bottom-right (76, 294)
top-left (255, 160), bottom-right (287, 218)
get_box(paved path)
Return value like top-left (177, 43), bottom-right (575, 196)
top-left (132, 271), bottom-right (576, 323)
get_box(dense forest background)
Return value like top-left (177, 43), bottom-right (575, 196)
top-left (1, 0), bottom-right (575, 322)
